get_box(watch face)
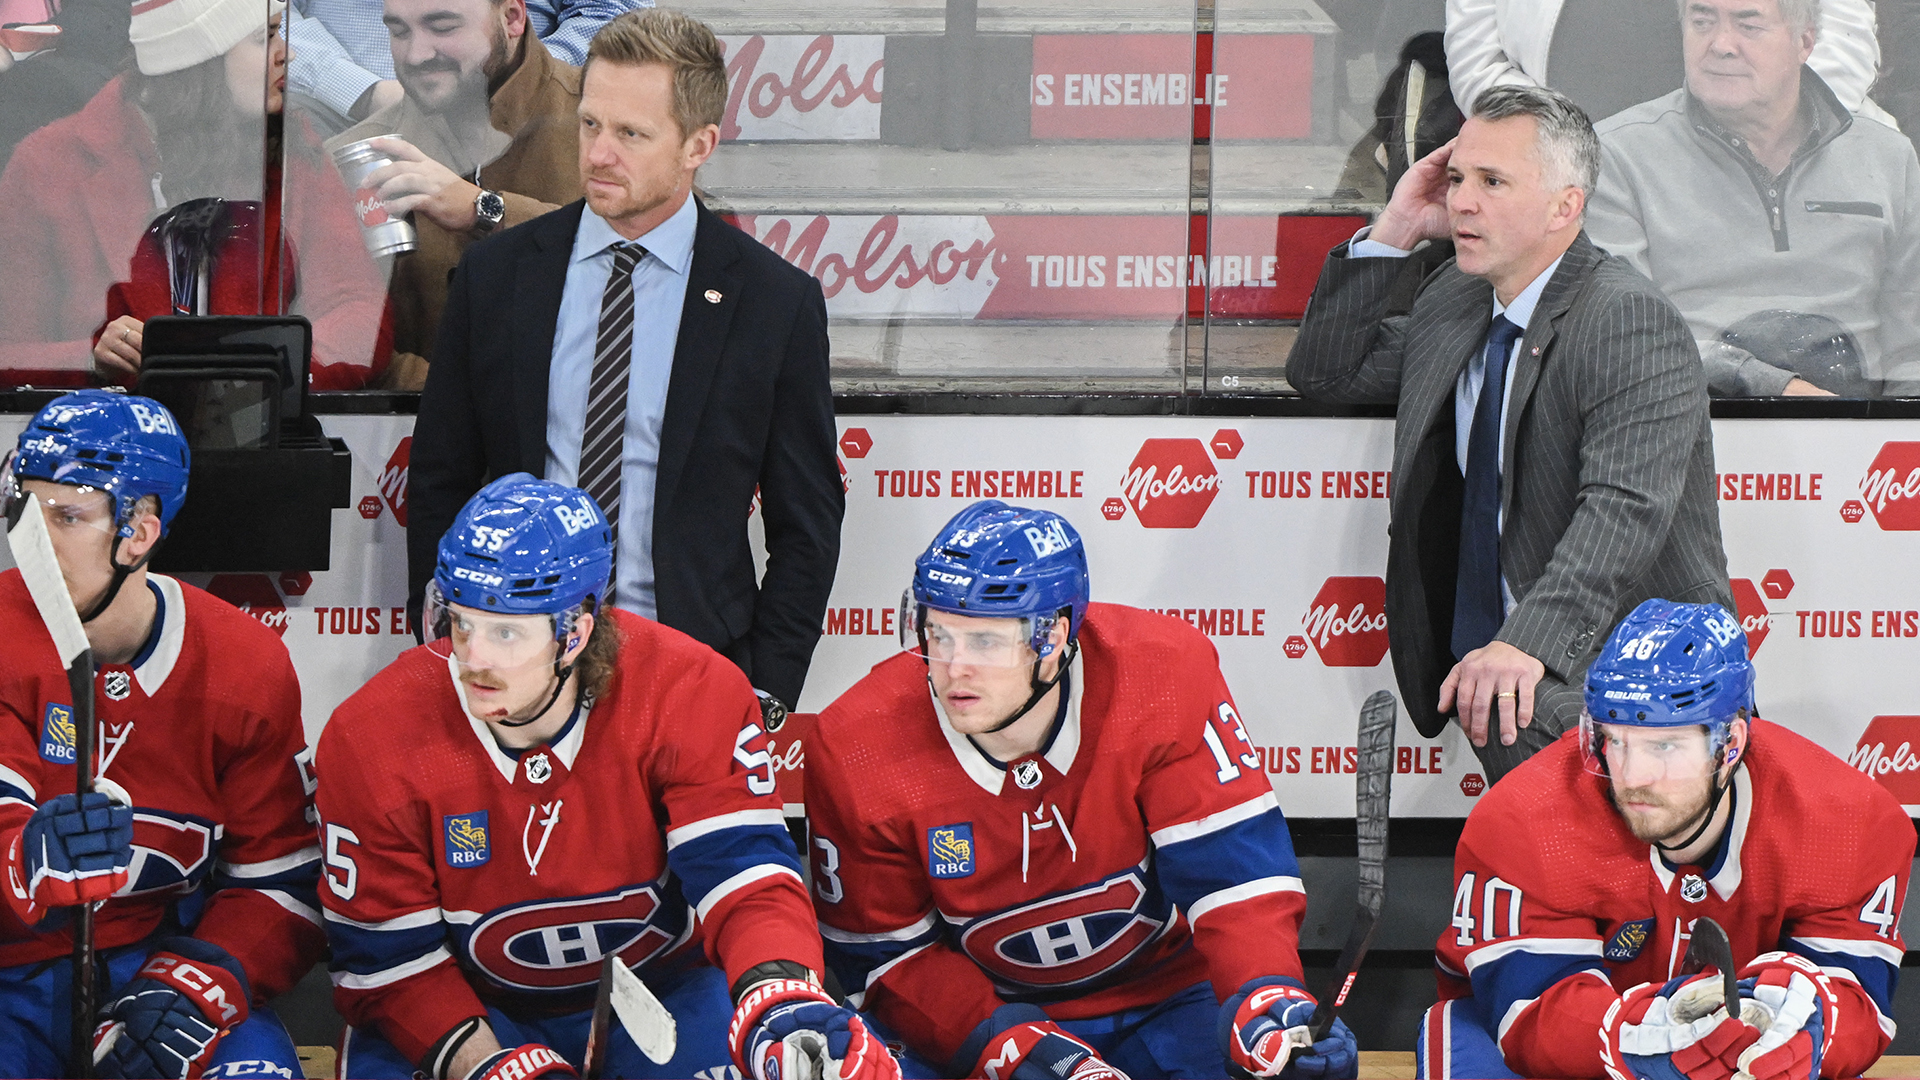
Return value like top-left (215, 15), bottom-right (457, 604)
top-left (760, 696), bottom-right (788, 732)
top-left (477, 191), bottom-right (505, 223)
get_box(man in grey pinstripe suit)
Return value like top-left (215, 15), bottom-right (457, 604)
top-left (1288, 84), bottom-right (1732, 782)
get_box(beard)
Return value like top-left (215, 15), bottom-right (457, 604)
top-left (1611, 781), bottom-right (1715, 846)
top-left (398, 22), bottom-right (514, 114)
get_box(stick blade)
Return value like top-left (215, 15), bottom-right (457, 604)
top-left (610, 957), bottom-right (677, 1065)
top-left (1684, 916), bottom-right (1740, 1017)
top-left (6, 493), bottom-right (88, 666)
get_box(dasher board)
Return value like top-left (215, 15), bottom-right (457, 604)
top-left (678, 0), bottom-right (1335, 36)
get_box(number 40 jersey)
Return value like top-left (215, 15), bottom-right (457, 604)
top-left (1435, 719), bottom-right (1913, 1079)
top-left (806, 603), bottom-right (1308, 1070)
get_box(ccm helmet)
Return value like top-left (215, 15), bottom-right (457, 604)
top-left (902, 500), bottom-right (1090, 733)
top-left (1581, 599), bottom-right (1755, 849)
top-left (427, 475), bottom-right (614, 724)
top-left (4, 390), bottom-right (191, 621)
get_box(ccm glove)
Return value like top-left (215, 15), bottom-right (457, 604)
top-left (1220, 978), bottom-right (1357, 1080)
top-left (5, 791), bottom-right (133, 922)
top-left (730, 978), bottom-right (900, 1080)
top-left (463, 1045), bottom-right (577, 1080)
top-left (962, 1005), bottom-right (1127, 1080)
top-left (92, 938), bottom-right (250, 1080)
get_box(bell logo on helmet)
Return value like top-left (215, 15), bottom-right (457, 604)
top-left (552, 499), bottom-right (600, 536)
top-left (1023, 520), bottom-right (1073, 557)
top-left (1705, 611), bottom-right (1740, 647)
top-left (126, 402), bottom-right (178, 436)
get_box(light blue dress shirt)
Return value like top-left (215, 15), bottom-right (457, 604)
top-left (287, 0), bottom-right (650, 119)
top-left (544, 195), bottom-right (697, 619)
top-left (1349, 228), bottom-right (1564, 611)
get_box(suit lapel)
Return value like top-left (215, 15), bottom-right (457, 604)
top-left (1500, 232), bottom-right (1600, 500)
top-left (514, 201), bottom-right (585, 474)
top-left (655, 200), bottom-right (745, 507)
top-left (1403, 270), bottom-right (1494, 462)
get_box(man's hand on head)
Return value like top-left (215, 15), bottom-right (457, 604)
top-left (1439, 640), bottom-right (1546, 748)
top-left (367, 136), bottom-right (482, 233)
top-left (1367, 139), bottom-right (1456, 251)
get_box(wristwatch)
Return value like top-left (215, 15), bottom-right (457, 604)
top-left (473, 189), bottom-right (505, 234)
top-left (755, 690), bottom-right (789, 733)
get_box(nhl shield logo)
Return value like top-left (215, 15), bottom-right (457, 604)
top-left (1680, 874), bottom-right (1708, 903)
top-left (102, 670), bottom-right (132, 702)
top-left (39, 703), bottom-right (76, 764)
top-left (1011, 759), bottom-right (1043, 790)
top-left (525, 753), bottom-right (552, 784)
top-left (444, 812), bottom-right (491, 867)
top-left (1604, 918), bottom-right (1654, 961)
top-left (928, 824), bottom-right (975, 878)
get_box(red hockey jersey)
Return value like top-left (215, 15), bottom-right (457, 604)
top-left (807, 603), bottom-right (1307, 1068)
top-left (1436, 721), bottom-right (1912, 1078)
top-left (315, 610), bottom-right (822, 1067)
top-left (0, 571), bottom-right (323, 999)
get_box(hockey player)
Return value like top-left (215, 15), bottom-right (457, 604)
top-left (1421, 599), bottom-right (1911, 1080)
top-left (0, 390), bottom-right (323, 1079)
top-left (317, 474), bottom-right (896, 1080)
top-left (805, 500), bottom-right (1359, 1080)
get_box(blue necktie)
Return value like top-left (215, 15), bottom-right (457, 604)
top-left (1452, 314), bottom-right (1524, 661)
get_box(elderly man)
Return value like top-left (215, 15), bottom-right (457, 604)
top-left (1589, 0), bottom-right (1920, 397)
top-left (325, 0), bottom-right (585, 384)
top-left (1287, 83), bottom-right (1732, 781)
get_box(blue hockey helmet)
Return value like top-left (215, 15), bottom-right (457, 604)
top-left (428, 474), bottom-right (614, 648)
top-left (1581, 599), bottom-right (1755, 779)
top-left (5, 390), bottom-right (191, 537)
top-left (902, 500), bottom-right (1090, 659)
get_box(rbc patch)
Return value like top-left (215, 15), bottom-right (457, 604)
top-left (39, 703), bottom-right (76, 764)
top-left (1605, 918), bottom-right (1654, 962)
top-left (444, 812), bottom-right (491, 867)
top-left (928, 824), bottom-right (975, 878)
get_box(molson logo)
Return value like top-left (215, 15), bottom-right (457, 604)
top-left (204, 574), bottom-right (290, 638)
top-left (380, 437), bottom-right (411, 526)
top-left (1857, 442), bottom-right (1920, 530)
top-left (1299, 577), bottom-right (1390, 667)
top-left (1849, 716), bottom-right (1920, 804)
top-left (1115, 438), bottom-right (1224, 528)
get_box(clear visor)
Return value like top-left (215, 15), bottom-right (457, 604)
top-left (2, 452), bottom-right (118, 537)
top-left (1579, 712), bottom-right (1721, 783)
top-left (423, 579), bottom-right (564, 673)
top-left (898, 591), bottom-right (1037, 668)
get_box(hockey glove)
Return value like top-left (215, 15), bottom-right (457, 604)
top-left (964, 1007), bottom-right (1128, 1080)
top-left (4, 791), bottom-right (133, 923)
top-left (1220, 977), bottom-right (1357, 1080)
top-left (463, 1045), bottom-right (577, 1080)
top-left (1731, 952), bottom-right (1838, 1080)
top-left (92, 937), bottom-right (251, 1080)
top-left (729, 978), bottom-right (900, 1080)
top-left (1602, 973), bottom-right (1767, 1080)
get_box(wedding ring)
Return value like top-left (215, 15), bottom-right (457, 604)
top-left (1495, 690), bottom-right (1518, 699)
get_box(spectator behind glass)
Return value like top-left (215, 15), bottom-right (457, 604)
top-left (1445, 0), bottom-right (1883, 123)
top-left (284, 0), bottom-right (643, 135)
top-left (0, 0), bottom-right (131, 173)
top-left (1588, 0), bottom-right (1920, 397)
top-left (318, 0), bottom-right (586, 390)
top-left (0, 0), bottom-right (390, 389)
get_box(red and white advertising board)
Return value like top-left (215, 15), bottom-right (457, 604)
top-left (4, 413), bottom-right (1918, 819)
top-left (719, 34), bottom-right (885, 142)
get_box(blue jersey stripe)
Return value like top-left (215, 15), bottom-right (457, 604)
top-left (1789, 941), bottom-right (1899, 1014)
top-left (1470, 949), bottom-right (1601, 1031)
top-left (823, 921), bottom-right (945, 994)
top-left (326, 917), bottom-right (449, 977)
top-left (1153, 807), bottom-right (1300, 914)
top-left (667, 823), bottom-right (803, 911)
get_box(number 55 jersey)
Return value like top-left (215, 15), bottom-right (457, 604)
top-left (805, 603), bottom-right (1308, 1069)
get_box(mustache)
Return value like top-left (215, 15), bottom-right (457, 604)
top-left (401, 58), bottom-right (462, 78)
top-left (460, 672), bottom-right (506, 692)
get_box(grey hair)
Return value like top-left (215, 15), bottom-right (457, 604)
top-left (1470, 84), bottom-right (1601, 196)
top-left (1678, 0), bottom-right (1820, 37)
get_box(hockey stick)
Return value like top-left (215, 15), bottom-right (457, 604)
top-left (6, 488), bottom-right (98, 1079)
top-left (1308, 690), bottom-right (1397, 1041)
top-left (1682, 916), bottom-right (1741, 1025)
top-left (581, 953), bottom-right (677, 1077)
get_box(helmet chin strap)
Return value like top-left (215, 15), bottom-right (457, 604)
top-left (79, 534), bottom-right (154, 624)
top-left (983, 641), bottom-right (1078, 735)
top-left (1654, 759), bottom-right (1738, 856)
top-left (490, 659), bottom-right (577, 728)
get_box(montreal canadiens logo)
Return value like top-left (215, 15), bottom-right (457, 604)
top-left (122, 811), bottom-right (218, 897)
top-left (958, 871), bottom-right (1170, 990)
top-left (463, 884), bottom-right (683, 992)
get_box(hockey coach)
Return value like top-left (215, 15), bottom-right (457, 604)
top-left (1287, 82), bottom-right (1732, 781)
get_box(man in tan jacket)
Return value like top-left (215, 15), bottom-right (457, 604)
top-left (327, 0), bottom-right (584, 386)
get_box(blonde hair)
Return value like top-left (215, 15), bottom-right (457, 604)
top-left (585, 8), bottom-right (728, 138)
top-left (574, 604), bottom-right (624, 703)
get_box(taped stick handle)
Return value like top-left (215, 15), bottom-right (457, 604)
top-left (68, 651), bottom-right (96, 1080)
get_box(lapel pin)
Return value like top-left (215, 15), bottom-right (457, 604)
top-left (705, 289), bottom-right (723, 304)
top-left (1531, 346), bottom-right (1541, 355)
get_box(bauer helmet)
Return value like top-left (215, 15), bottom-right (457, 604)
top-left (427, 473), bottom-right (614, 649)
top-left (902, 499), bottom-right (1090, 660)
top-left (5, 390), bottom-right (191, 537)
top-left (1581, 599), bottom-right (1755, 783)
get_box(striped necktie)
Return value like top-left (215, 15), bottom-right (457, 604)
top-left (577, 241), bottom-right (645, 604)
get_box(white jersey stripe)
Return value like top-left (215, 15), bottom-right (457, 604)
top-left (332, 945), bottom-right (452, 990)
top-left (665, 808), bottom-right (789, 851)
top-left (323, 906), bottom-right (445, 932)
top-left (1187, 875), bottom-right (1305, 925)
top-left (1791, 935), bottom-right (1905, 966)
top-left (852, 941), bottom-right (938, 1006)
top-left (257, 889), bottom-right (322, 927)
top-left (0, 763), bottom-right (36, 802)
top-left (819, 910), bottom-right (939, 944)
top-left (1149, 791), bottom-right (1280, 847)
top-left (693, 864), bottom-right (803, 923)
top-left (1463, 936), bottom-right (1604, 973)
top-left (218, 845), bottom-right (321, 879)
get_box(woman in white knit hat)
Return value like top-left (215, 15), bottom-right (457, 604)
top-left (0, 0), bottom-right (391, 391)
